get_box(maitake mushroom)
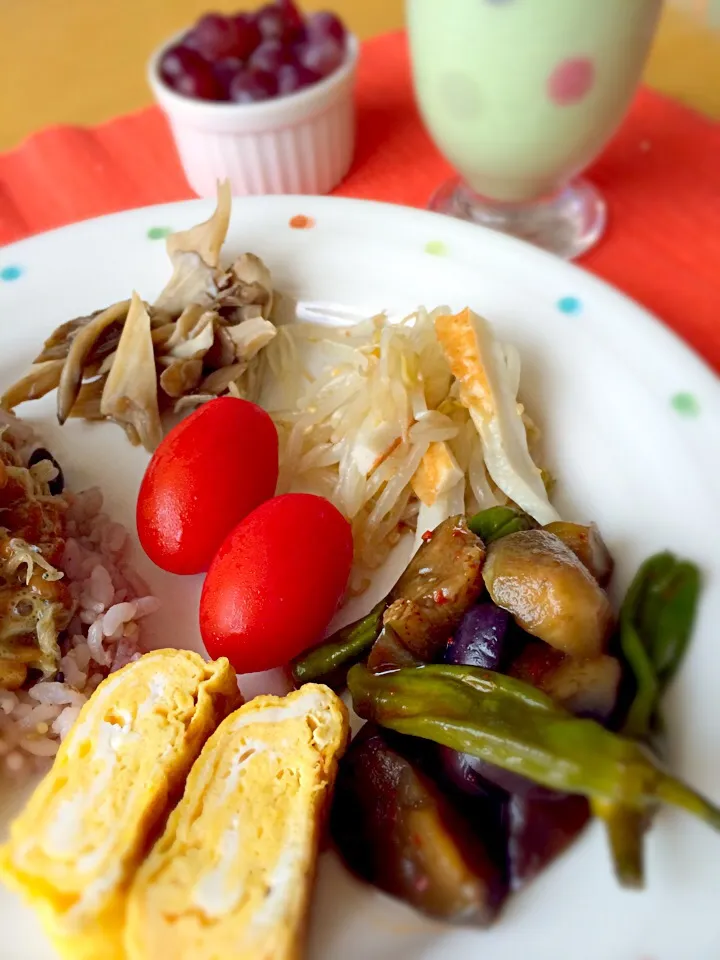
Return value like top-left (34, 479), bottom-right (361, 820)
top-left (0, 182), bottom-right (279, 452)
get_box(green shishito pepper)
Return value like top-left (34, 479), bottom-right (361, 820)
top-left (620, 551), bottom-right (701, 742)
top-left (604, 552), bottom-right (702, 886)
top-left (467, 505), bottom-right (535, 544)
top-left (347, 663), bottom-right (720, 834)
top-left (291, 600), bottom-right (387, 687)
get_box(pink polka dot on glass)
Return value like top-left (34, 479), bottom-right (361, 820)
top-left (547, 57), bottom-right (595, 106)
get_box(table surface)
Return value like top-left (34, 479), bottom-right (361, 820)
top-left (0, 0), bottom-right (719, 151)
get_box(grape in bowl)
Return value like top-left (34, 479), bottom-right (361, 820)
top-left (158, 4), bottom-right (350, 105)
top-left (148, 2), bottom-right (358, 197)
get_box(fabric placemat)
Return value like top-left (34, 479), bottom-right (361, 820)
top-left (1, 32), bottom-right (719, 370)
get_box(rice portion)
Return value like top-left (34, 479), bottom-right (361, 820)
top-left (0, 420), bottom-right (159, 779)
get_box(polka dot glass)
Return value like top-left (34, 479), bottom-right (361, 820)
top-left (406, 0), bottom-right (663, 258)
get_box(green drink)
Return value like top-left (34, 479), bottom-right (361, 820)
top-left (407, 0), bottom-right (662, 257)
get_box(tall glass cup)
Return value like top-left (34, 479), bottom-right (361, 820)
top-left (407, 0), bottom-right (663, 258)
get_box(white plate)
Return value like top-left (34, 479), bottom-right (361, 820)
top-left (1, 196), bottom-right (719, 960)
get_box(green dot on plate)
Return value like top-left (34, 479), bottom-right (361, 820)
top-left (671, 392), bottom-right (700, 417)
top-left (557, 295), bottom-right (581, 314)
top-left (0, 265), bottom-right (23, 282)
top-left (147, 226), bottom-right (172, 240)
top-left (425, 240), bottom-right (448, 256)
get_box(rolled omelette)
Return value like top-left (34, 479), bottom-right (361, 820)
top-left (0, 649), bottom-right (241, 960)
top-left (125, 683), bottom-right (349, 960)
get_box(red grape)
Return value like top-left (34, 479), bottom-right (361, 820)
top-left (255, 6), bottom-right (284, 41)
top-left (186, 14), bottom-right (245, 61)
top-left (213, 57), bottom-right (244, 98)
top-left (229, 68), bottom-right (279, 103)
top-left (256, 2), bottom-right (303, 44)
top-left (276, 61), bottom-right (320, 95)
top-left (173, 69), bottom-right (224, 101)
top-left (160, 44), bottom-right (199, 80)
top-left (248, 39), bottom-right (290, 74)
top-left (161, 45), bottom-right (223, 100)
top-left (306, 11), bottom-right (346, 45)
top-left (232, 13), bottom-right (263, 60)
top-left (296, 36), bottom-right (344, 78)
top-left (181, 30), bottom-right (202, 51)
top-left (279, 0), bottom-right (306, 38)
top-left (163, 4), bottom-right (349, 104)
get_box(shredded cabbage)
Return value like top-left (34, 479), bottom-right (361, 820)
top-left (435, 308), bottom-right (559, 526)
top-left (247, 305), bottom-right (555, 589)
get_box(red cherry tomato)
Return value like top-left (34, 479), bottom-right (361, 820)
top-left (137, 397), bottom-right (278, 575)
top-left (200, 493), bottom-right (353, 673)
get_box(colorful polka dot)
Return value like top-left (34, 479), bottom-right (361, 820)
top-left (289, 214), bottom-right (315, 229)
top-left (425, 240), bottom-right (448, 257)
top-left (671, 392), bottom-right (700, 417)
top-left (439, 72), bottom-right (482, 120)
top-left (0, 265), bottom-right (23, 282)
top-left (548, 57), bottom-right (595, 106)
top-left (557, 295), bottom-right (582, 314)
top-left (147, 226), bottom-right (172, 240)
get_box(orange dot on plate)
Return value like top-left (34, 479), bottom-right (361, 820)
top-left (547, 57), bottom-right (595, 106)
top-left (289, 214), bottom-right (315, 229)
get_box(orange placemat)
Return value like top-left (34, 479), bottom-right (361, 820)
top-left (1, 32), bottom-right (719, 369)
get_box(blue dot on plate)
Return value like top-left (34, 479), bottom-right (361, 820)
top-left (557, 295), bottom-right (582, 315)
top-left (0, 265), bottom-right (23, 282)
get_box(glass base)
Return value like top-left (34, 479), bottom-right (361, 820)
top-left (428, 177), bottom-right (606, 260)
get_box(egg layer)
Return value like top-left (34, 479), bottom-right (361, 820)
top-left (0, 649), bottom-right (240, 960)
top-left (126, 683), bottom-right (349, 960)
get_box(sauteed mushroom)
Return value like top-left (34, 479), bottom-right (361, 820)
top-left (0, 183), bottom-right (279, 448)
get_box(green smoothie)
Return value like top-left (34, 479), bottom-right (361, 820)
top-left (407, 0), bottom-right (662, 203)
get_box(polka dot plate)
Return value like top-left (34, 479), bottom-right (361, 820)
top-left (0, 196), bottom-right (719, 960)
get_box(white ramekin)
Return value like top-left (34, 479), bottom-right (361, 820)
top-left (148, 33), bottom-right (358, 197)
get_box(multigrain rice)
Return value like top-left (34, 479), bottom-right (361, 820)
top-left (0, 415), bottom-right (159, 779)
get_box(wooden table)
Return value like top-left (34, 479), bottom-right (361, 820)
top-left (0, 0), bottom-right (719, 151)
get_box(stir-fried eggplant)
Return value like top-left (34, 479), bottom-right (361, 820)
top-left (438, 744), bottom-right (552, 800)
top-left (441, 603), bottom-right (610, 796)
top-left (441, 601), bottom-right (541, 794)
top-left (483, 529), bottom-right (614, 658)
top-left (331, 724), bottom-right (508, 925)
top-left (507, 792), bottom-right (590, 890)
top-left (296, 516), bottom-right (486, 680)
top-left (348, 663), bottom-right (720, 867)
top-left (438, 746), bottom-right (500, 798)
top-left (510, 641), bottom-right (622, 723)
top-left (295, 502), bottom-right (706, 906)
top-left (367, 624), bottom-right (423, 673)
top-left (444, 603), bottom-right (512, 671)
top-left (379, 516), bottom-right (486, 662)
top-left (543, 521), bottom-right (614, 587)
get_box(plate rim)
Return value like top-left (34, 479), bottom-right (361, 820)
top-left (3, 194), bottom-right (718, 394)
